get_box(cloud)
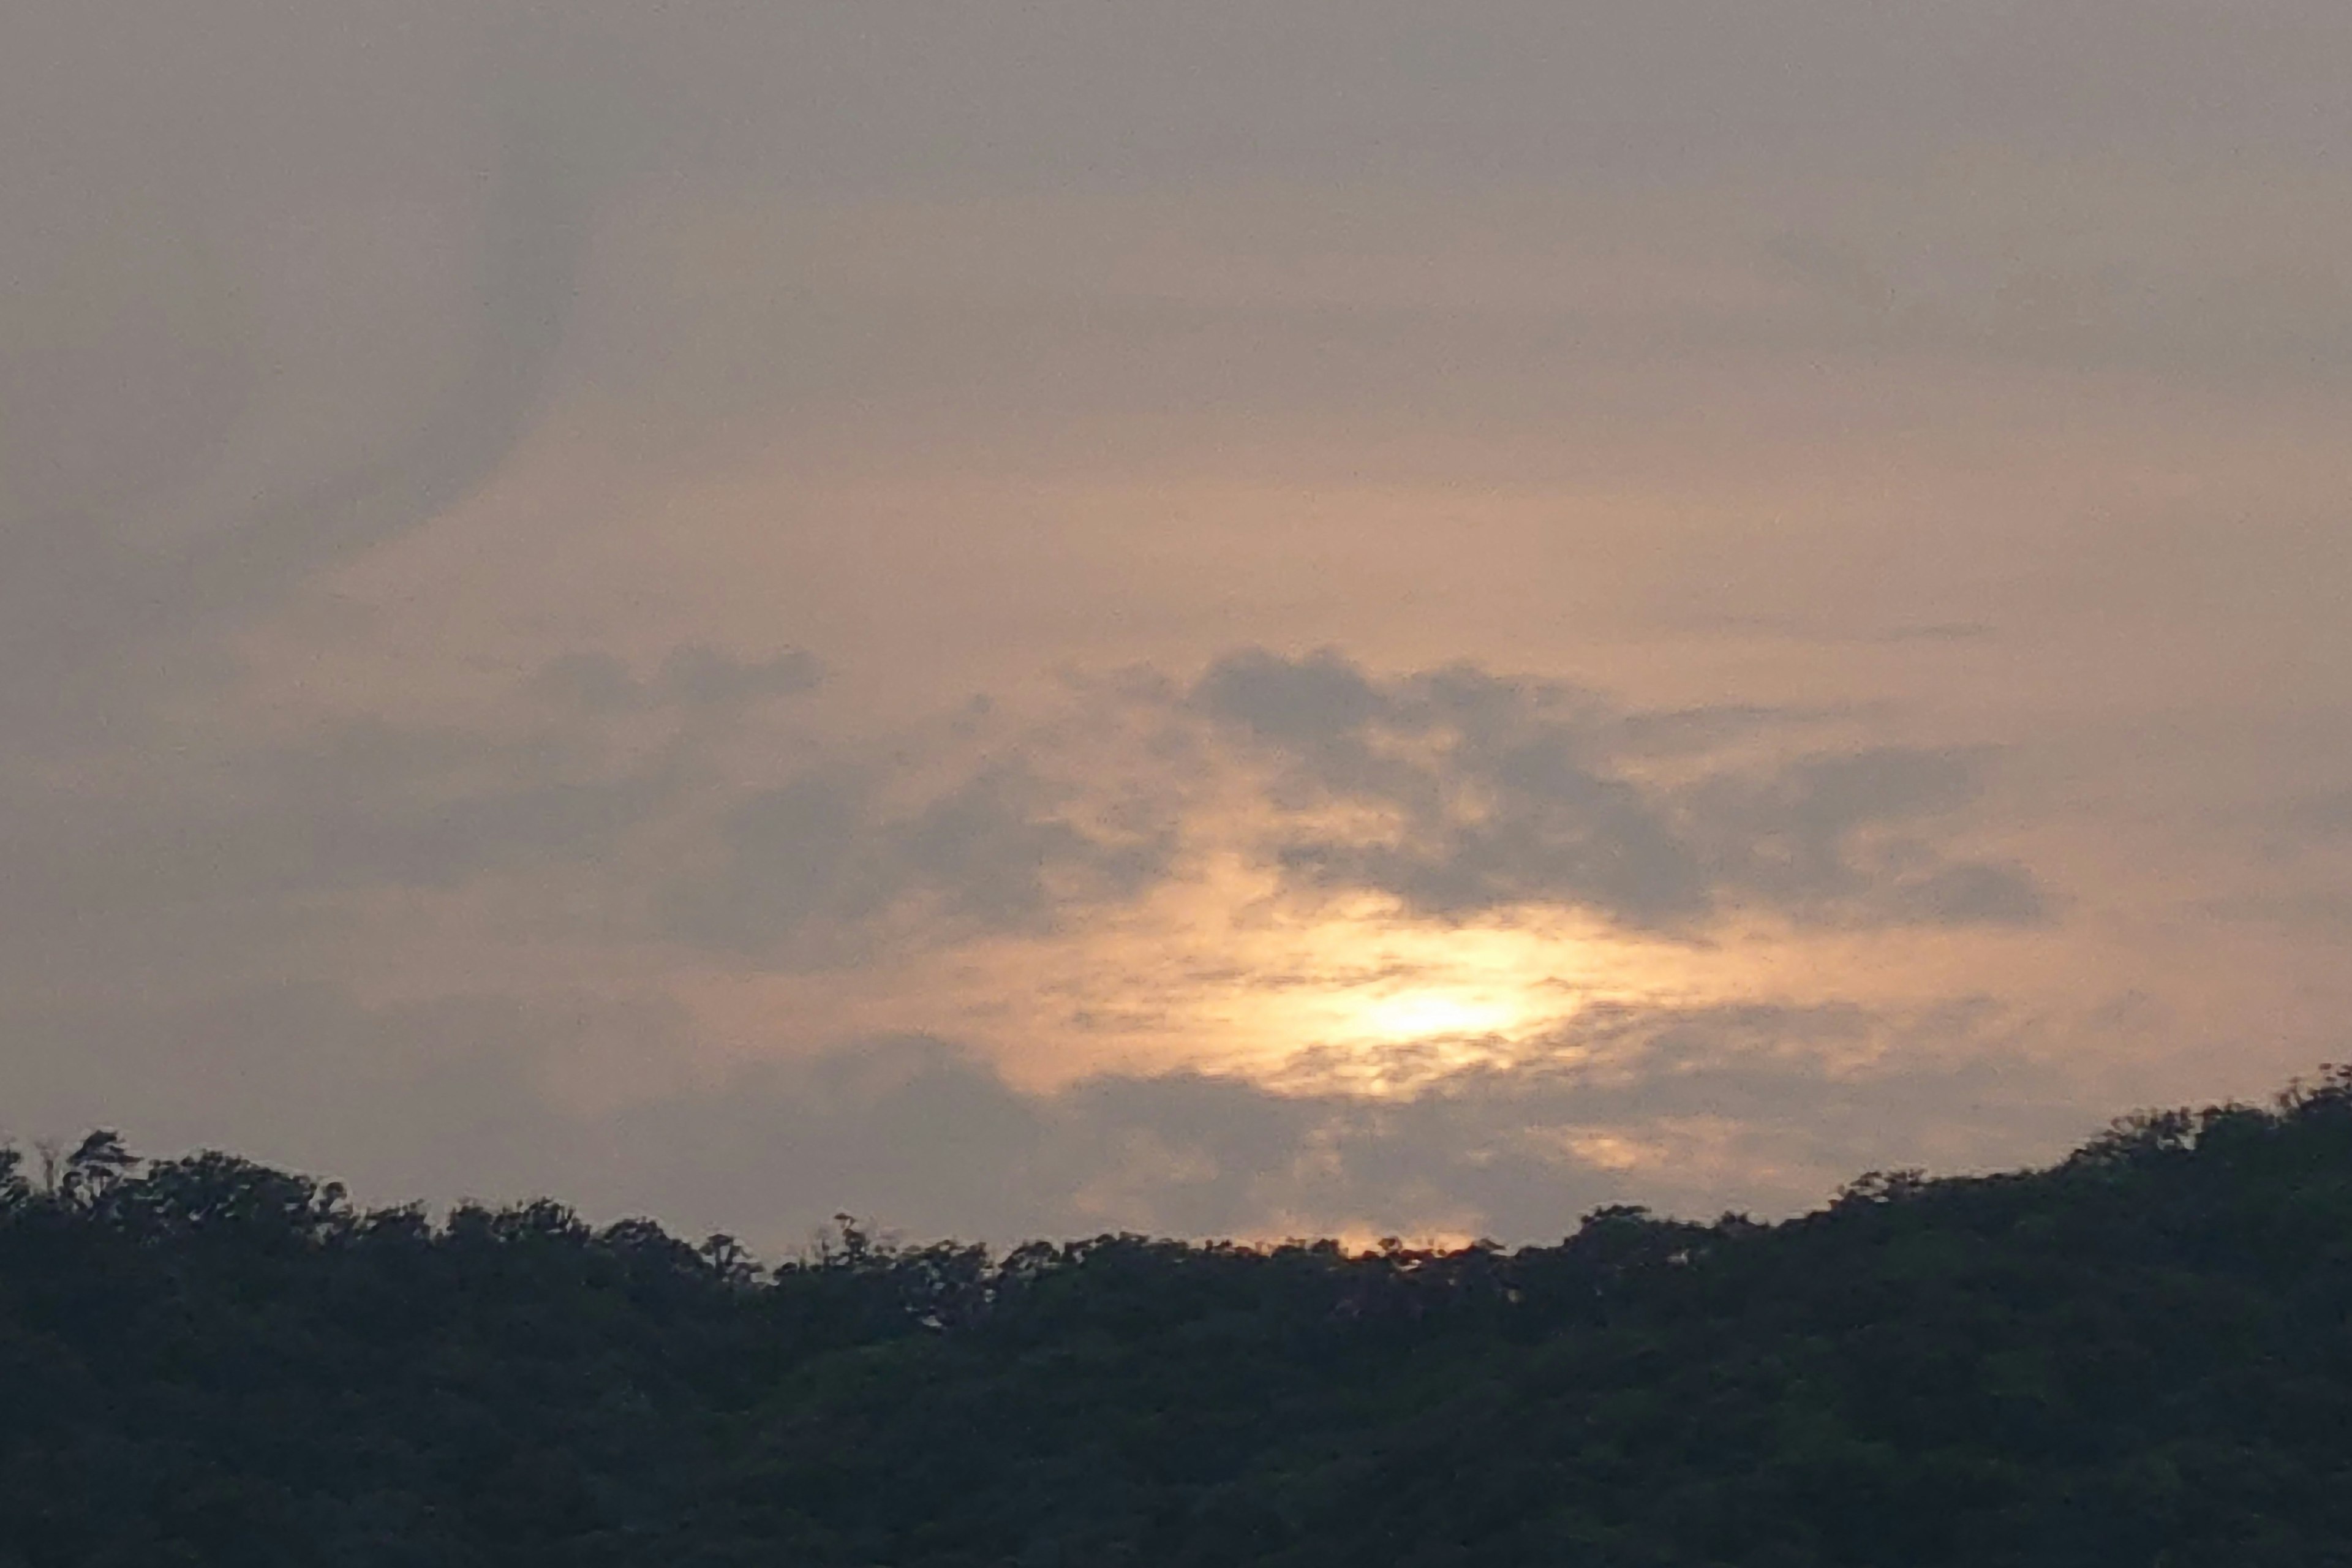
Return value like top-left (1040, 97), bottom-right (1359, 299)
top-left (7, 0), bottom-right (2349, 760)
top-left (0, 641), bottom-right (2030, 981)
top-left (2271, 786), bottom-right (2352, 845)
top-left (590, 998), bottom-right (2101, 1248)
top-left (0, 637), bottom-right (833, 993)
top-left (0, 716), bottom-right (672, 941)
top-left (2199, 785), bottom-right (2352, 934)
top-left (1, 982), bottom-right (2103, 1251)
top-left (628, 646), bottom-right (2046, 964)
top-left (1872, 621), bottom-right (1997, 645)
top-left (662, 761), bottom-right (1172, 959)
top-left (0, 94), bottom-right (593, 748)
top-left (1193, 649), bottom-right (2048, 932)
top-left (535, 644), bottom-right (825, 713)
top-left (0, 640), bottom-right (2049, 1071)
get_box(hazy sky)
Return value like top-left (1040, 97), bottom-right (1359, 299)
top-left (7, 1), bottom-right (2352, 1248)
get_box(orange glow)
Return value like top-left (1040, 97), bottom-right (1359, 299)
top-left (1351, 987), bottom-right (1529, 1043)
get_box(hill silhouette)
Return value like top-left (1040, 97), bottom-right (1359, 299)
top-left (6, 1070), bottom-right (2352, 1566)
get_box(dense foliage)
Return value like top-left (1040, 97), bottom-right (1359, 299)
top-left (6, 1072), bottom-right (2352, 1566)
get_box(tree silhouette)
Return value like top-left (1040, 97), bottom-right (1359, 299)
top-left (3, 1072), bottom-right (2351, 1564)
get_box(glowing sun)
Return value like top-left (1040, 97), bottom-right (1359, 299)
top-left (1350, 987), bottom-right (1531, 1043)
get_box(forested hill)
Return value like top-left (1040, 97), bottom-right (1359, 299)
top-left (6, 1076), bottom-right (2352, 1567)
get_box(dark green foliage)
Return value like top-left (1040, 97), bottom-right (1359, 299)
top-left (7, 1071), bottom-right (2352, 1564)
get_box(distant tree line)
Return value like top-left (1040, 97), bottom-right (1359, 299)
top-left (6, 1070), bottom-right (2352, 1564)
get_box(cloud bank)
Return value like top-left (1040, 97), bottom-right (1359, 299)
top-left (1196, 649), bottom-right (2045, 930)
top-left (4, 977), bottom-right (2102, 1253)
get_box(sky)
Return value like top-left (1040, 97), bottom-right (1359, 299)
top-left (6, 1), bottom-right (2352, 1250)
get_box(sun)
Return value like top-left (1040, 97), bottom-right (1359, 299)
top-left (1351, 987), bottom-right (1529, 1044)
top-left (1191, 900), bottom-right (1630, 1084)
top-left (1270, 979), bottom-right (1555, 1093)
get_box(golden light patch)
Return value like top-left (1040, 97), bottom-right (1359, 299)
top-left (1189, 909), bottom-right (1622, 1095)
top-left (1349, 987), bottom-right (1530, 1044)
top-left (1231, 923), bottom-right (1572, 1058)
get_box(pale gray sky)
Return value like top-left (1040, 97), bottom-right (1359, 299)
top-left (5, 1), bottom-right (2351, 1248)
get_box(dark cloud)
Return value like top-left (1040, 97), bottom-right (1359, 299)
top-left (0, 641), bottom-right (2047, 1079)
top-left (633, 647), bottom-right (2045, 960)
top-left (535, 645), bottom-right (824, 714)
top-left (2271, 787), bottom-right (2352, 844)
top-left (2204, 785), bottom-right (2352, 933)
top-left (246, 720), bottom-right (675, 893)
top-left (663, 762), bottom-right (1172, 959)
top-left (1874, 622), bottom-right (1997, 645)
top-left (1194, 649), bottom-right (2048, 932)
top-left (1883, 861), bottom-right (2050, 926)
top-left (0, 718), bottom-right (673, 940)
top-left (0, 641), bottom-right (829, 988)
